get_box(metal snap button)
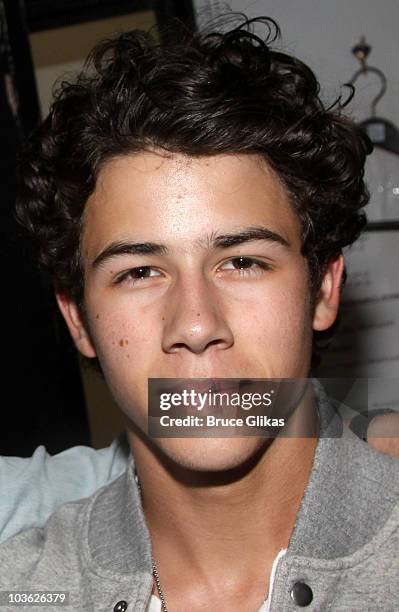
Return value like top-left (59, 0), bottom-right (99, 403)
top-left (290, 581), bottom-right (313, 606)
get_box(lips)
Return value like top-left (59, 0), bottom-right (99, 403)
top-left (154, 378), bottom-right (240, 396)
top-left (148, 378), bottom-right (244, 421)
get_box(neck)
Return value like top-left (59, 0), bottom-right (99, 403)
top-left (126, 389), bottom-right (318, 608)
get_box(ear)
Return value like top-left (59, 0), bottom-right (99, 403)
top-left (312, 253), bottom-right (345, 332)
top-left (55, 291), bottom-right (97, 358)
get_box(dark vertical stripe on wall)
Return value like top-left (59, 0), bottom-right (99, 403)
top-left (0, 0), bottom-right (90, 455)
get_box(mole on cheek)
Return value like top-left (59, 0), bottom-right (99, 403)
top-left (96, 314), bottom-right (100, 319)
top-left (119, 339), bottom-right (124, 347)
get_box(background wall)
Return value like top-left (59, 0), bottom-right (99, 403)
top-left (30, 10), bottom-right (156, 116)
top-left (0, 0), bottom-right (91, 455)
top-left (194, 0), bottom-right (399, 124)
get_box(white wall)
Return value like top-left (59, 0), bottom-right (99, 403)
top-left (194, 0), bottom-right (399, 124)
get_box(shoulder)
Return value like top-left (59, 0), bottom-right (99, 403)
top-left (0, 436), bottom-right (129, 543)
top-left (289, 427), bottom-right (399, 562)
top-left (0, 469), bottom-right (127, 586)
top-left (0, 494), bottom-right (90, 585)
top-left (345, 433), bottom-right (399, 547)
top-left (323, 430), bottom-right (399, 529)
top-left (0, 469), bottom-right (152, 611)
top-left (0, 462), bottom-right (151, 587)
top-left (340, 428), bottom-right (399, 499)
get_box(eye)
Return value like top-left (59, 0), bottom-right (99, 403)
top-left (115, 266), bottom-right (162, 285)
top-left (218, 257), bottom-right (272, 276)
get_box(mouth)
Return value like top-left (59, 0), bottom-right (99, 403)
top-left (154, 378), bottom-right (240, 396)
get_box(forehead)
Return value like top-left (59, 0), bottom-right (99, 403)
top-left (82, 151), bottom-right (302, 256)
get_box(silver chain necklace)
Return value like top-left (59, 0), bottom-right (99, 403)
top-left (151, 558), bottom-right (168, 612)
top-left (134, 470), bottom-right (169, 612)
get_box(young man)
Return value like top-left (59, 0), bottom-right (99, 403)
top-left (1, 16), bottom-right (398, 612)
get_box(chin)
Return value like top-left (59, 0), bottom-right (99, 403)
top-left (156, 436), bottom-right (268, 474)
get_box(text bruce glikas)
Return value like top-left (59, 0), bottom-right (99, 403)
top-left (158, 414), bottom-right (285, 428)
top-left (159, 388), bottom-right (275, 411)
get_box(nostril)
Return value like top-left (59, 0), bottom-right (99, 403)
top-left (169, 343), bottom-right (187, 353)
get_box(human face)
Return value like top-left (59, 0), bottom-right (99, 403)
top-left (58, 151), bottom-right (342, 471)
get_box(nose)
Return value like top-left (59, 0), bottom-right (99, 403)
top-left (162, 276), bottom-right (234, 355)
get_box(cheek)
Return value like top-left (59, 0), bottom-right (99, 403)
top-left (239, 272), bottom-right (311, 331)
top-left (101, 323), bottom-right (152, 366)
top-left (231, 273), bottom-right (313, 373)
top-left (87, 308), bottom-right (159, 428)
top-left (273, 285), bottom-right (313, 372)
top-left (87, 298), bottom-right (159, 373)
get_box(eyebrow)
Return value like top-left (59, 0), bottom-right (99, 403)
top-left (210, 226), bottom-right (290, 250)
top-left (92, 241), bottom-right (167, 269)
top-left (91, 226), bottom-right (290, 270)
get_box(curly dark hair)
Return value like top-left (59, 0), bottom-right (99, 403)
top-left (16, 15), bottom-right (371, 336)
